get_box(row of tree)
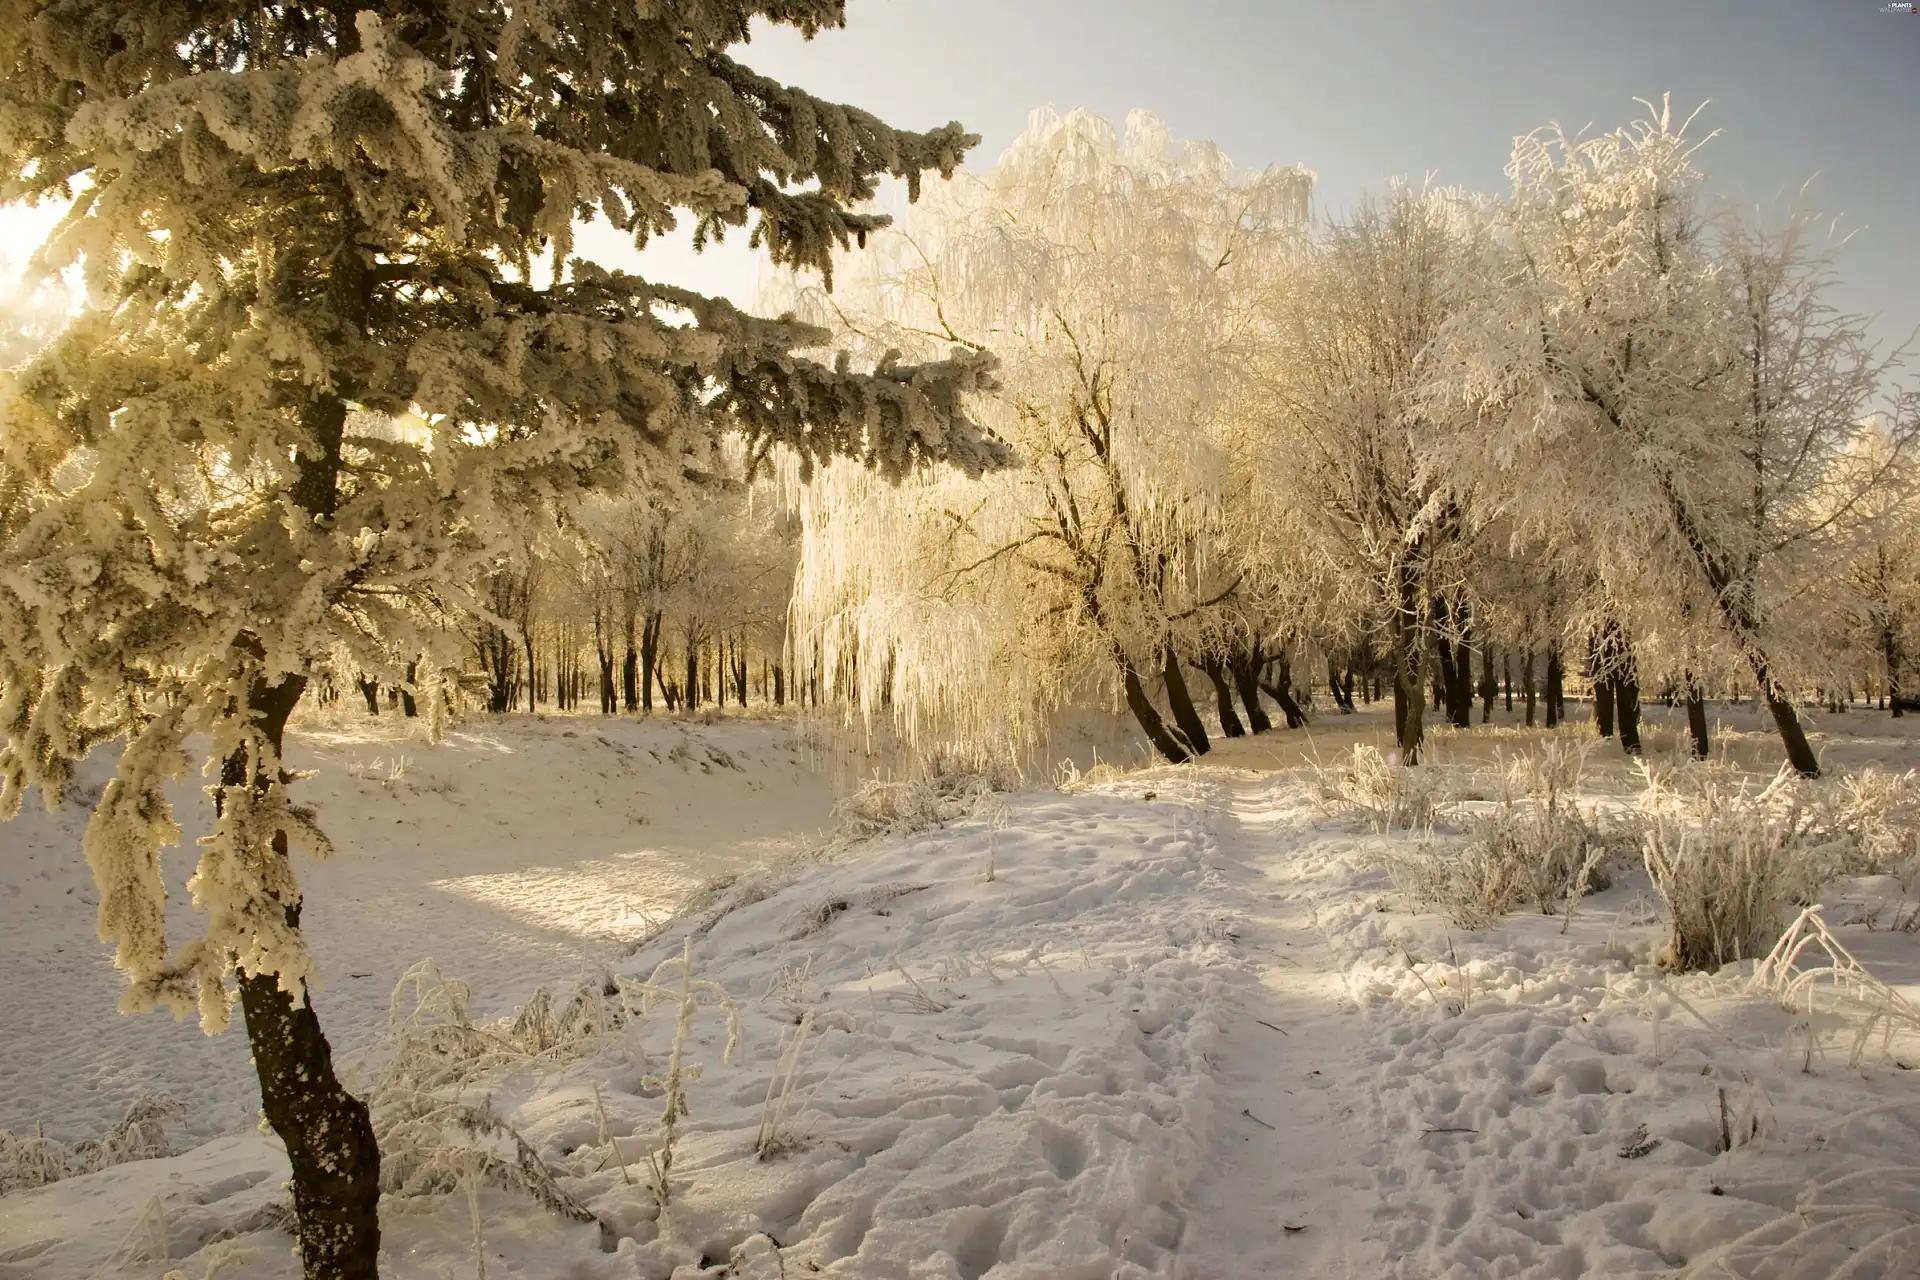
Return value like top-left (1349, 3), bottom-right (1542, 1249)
top-left (778, 104), bottom-right (1920, 776)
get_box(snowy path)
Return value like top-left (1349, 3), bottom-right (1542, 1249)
top-left (1175, 775), bottom-right (1391, 1277)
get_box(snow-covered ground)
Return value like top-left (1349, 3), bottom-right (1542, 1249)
top-left (0, 713), bottom-right (836, 1145)
top-left (6, 703), bottom-right (1920, 1278)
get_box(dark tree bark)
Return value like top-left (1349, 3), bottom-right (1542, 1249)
top-left (1616, 668), bottom-right (1643, 756)
top-left (1430, 599), bottom-right (1474, 729)
top-left (684, 641), bottom-right (700, 711)
top-left (622, 614), bottom-right (639, 713)
top-left (1446, 642), bottom-right (1473, 728)
top-left (401, 660), bottom-right (418, 718)
top-left (1161, 648), bottom-right (1212, 756)
top-left (772, 662), bottom-right (786, 707)
top-left (1478, 645), bottom-right (1497, 724)
top-left (1544, 649), bottom-right (1564, 728)
top-left (1123, 661), bottom-right (1190, 763)
top-left (1392, 661), bottom-right (1424, 764)
top-left (1521, 649), bottom-right (1536, 727)
top-left (1199, 657), bottom-right (1245, 738)
top-left (1887, 623), bottom-right (1905, 719)
top-left (1227, 646), bottom-right (1272, 734)
top-left (1503, 650), bottom-right (1514, 712)
top-left (1593, 674), bottom-right (1616, 739)
top-left (221, 672), bottom-right (379, 1280)
top-left (1258, 652), bottom-right (1309, 730)
top-left (1686, 681), bottom-right (1711, 759)
top-left (228, 335), bottom-right (381, 1271)
top-left (1749, 652), bottom-right (1821, 777)
top-left (1593, 621), bottom-right (1642, 756)
top-left (358, 677), bottom-right (379, 716)
top-left (640, 612), bottom-right (661, 713)
top-left (1326, 655), bottom-right (1355, 713)
top-left (1388, 565), bottom-right (1426, 761)
top-left (522, 631), bottom-right (537, 710)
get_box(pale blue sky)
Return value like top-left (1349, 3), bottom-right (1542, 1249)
top-left (617, 0), bottom-right (1920, 360)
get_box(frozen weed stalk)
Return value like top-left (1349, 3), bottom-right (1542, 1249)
top-left (639, 938), bottom-right (741, 1207)
top-left (756, 1007), bottom-right (856, 1160)
top-left (1752, 905), bottom-right (1920, 1068)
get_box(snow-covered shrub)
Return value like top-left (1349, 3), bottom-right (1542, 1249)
top-left (0, 1096), bottom-right (184, 1193)
top-left (1311, 744), bottom-right (1446, 833)
top-left (1468, 743), bottom-right (1624, 908)
top-left (1643, 772), bottom-right (1836, 972)
top-left (1373, 834), bottom-right (1524, 931)
top-left (371, 947), bottom-right (737, 1216)
top-left (830, 759), bottom-right (1012, 846)
top-left (0, 1127), bottom-right (67, 1194)
top-left (1818, 766), bottom-right (1920, 882)
top-left (1374, 744), bottom-right (1626, 929)
top-left (369, 963), bottom-right (628, 1217)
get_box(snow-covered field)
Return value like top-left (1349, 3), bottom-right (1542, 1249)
top-left (0, 713), bottom-right (836, 1145)
top-left (6, 704), bottom-right (1920, 1278)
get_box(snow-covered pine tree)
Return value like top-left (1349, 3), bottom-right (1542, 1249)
top-left (0, 5), bottom-right (1005, 1274)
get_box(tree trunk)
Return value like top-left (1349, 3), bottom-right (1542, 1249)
top-left (1616, 667), bottom-right (1643, 756)
top-left (1521, 649), bottom-right (1536, 727)
top-left (773, 663), bottom-right (786, 707)
top-left (1593, 674), bottom-right (1616, 739)
top-left (1593, 621), bottom-right (1642, 756)
top-left (1389, 565), bottom-right (1426, 762)
top-left (1478, 645), bottom-right (1497, 724)
top-left (1887, 624), bottom-right (1905, 720)
top-left (640, 612), bottom-right (661, 714)
top-left (358, 677), bottom-right (379, 716)
top-left (1446, 640), bottom-right (1474, 729)
top-left (227, 670), bottom-right (381, 1280)
top-left (1161, 648), bottom-right (1211, 756)
top-left (522, 631), bottom-right (537, 710)
top-left (1200, 658), bottom-right (1244, 738)
top-left (401, 660), bottom-right (418, 718)
top-left (1258, 652), bottom-right (1309, 729)
top-left (1393, 661), bottom-right (1425, 765)
top-left (1544, 649), bottom-right (1563, 728)
top-left (1123, 661), bottom-right (1190, 763)
top-left (1686, 681), bottom-right (1711, 759)
top-left (1326, 655), bottom-right (1355, 713)
top-left (1736, 645), bottom-right (1820, 777)
top-left (1503, 650), bottom-right (1513, 712)
top-left (622, 614), bottom-right (639, 713)
top-left (1228, 646), bottom-right (1272, 734)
